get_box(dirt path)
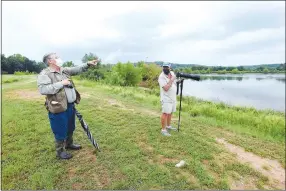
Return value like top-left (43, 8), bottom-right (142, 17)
top-left (106, 98), bottom-right (161, 116)
top-left (216, 138), bottom-right (285, 190)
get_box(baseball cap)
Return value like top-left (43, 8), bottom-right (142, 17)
top-left (162, 62), bottom-right (171, 67)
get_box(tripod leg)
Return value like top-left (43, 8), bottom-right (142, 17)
top-left (177, 80), bottom-right (184, 131)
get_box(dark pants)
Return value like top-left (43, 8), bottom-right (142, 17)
top-left (48, 103), bottom-right (75, 141)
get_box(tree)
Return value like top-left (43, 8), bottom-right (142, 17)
top-left (6, 54), bottom-right (25, 73)
top-left (1, 54), bottom-right (8, 73)
top-left (62, 61), bottom-right (75, 67)
top-left (231, 68), bottom-right (239, 74)
top-left (81, 52), bottom-right (102, 69)
top-left (217, 69), bottom-right (227, 74)
top-left (184, 67), bottom-right (192, 73)
top-left (137, 61), bottom-right (145, 68)
top-left (277, 63), bottom-right (286, 71)
top-left (237, 66), bottom-right (245, 71)
top-left (226, 67), bottom-right (235, 71)
top-left (263, 68), bottom-right (269, 74)
top-left (256, 66), bottom-right (264, 72)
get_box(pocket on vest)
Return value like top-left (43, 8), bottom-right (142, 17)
top-left (46, 89), bottom-right (67, 113)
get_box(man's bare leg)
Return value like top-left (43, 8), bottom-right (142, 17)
top-left (161, 113), bottom-right (167, 130)
top-left (166, 113), bottom-right (177, 131)
top-left (161, 113), bottom-right (171, 136)
top-left (167, 113), bottom-right (172, 127)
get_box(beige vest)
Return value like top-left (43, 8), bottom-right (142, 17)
top-left (43, 68), bottom-right (81, 113)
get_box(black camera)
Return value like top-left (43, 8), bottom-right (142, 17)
top-left (66, 84), bottom-right (74, 89)
top-left (176, 72), bottom-right (200, 81)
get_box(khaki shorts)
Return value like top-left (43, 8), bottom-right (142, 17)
top-left (161, 101), bottom-right (176, 114)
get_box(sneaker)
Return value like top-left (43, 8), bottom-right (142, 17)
top-left (161, 129), bottom-right (171, 136)
top-left (166, 126), bottom-right (177, 131)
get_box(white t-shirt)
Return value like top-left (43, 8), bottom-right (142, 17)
top-left (158, 71), bottom-right (177, 103)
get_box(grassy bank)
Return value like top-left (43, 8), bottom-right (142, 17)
top-left (1, 75), bottom-right (285, 190)
top-left (75, 77), bottom-right (285, 143)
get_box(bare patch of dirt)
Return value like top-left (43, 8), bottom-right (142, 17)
top-left (202, 160), bottom-right (209, 165)
top-left (229, 176), bottom-right (257, 190)
top-left (73, 148), bottom-right (97, 162)
top-left (106, 98), bottom-right (134, 112)
top-left (68, 168), bottom-right (77, 177)
top-left (157, 155), bottom-right (180, 164)
top-left (68, 167), bottom-right (84, 190)
top-left (72, 183), bottom-right (83, 190)
top-left (137, 136), bottom-right (179, 166)
top-left (66, 148), bottom-right (111, 189)
top-left (107, 99), bottom-right (126, 108)
top-left (216, 138), bottom-right (285, 190)
top-left (138, 141), bottom-right (154, 154)
top-left (5, 89), bottom-right (44, 100)
top-left (106, 98), bottom-right (160, 115)
top-left (138, 108), bottom-right (160, 117)
top-left (156, 154), bottom-right (178, 164)
top-left (137, 136), bottom-right (155, 157)
top-left (96, 167), bottom-right (111, 188)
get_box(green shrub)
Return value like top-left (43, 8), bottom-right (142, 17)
top-left (3, 78), bottom-right (19, 83)
top-left (104, 71), bottom-right (125, 86)
top-left (231, 69), bottom-right (240, 74)
top-left (80, 67), bottom-right (107, 81)
top-left (138, 63), bottom-right (161, 89)
top-left (111, 62), bottom-right (142, 86)
top-left (14, 71), bottom-right (36, 75)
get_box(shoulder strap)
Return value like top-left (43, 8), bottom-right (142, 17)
top-left (62, 70), bottom-right (81, 104)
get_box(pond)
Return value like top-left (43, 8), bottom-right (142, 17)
top-left (182, 73), bottom-right (285, 112)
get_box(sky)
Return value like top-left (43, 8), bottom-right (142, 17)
top-left (2, 1), bottom-right (285, 66)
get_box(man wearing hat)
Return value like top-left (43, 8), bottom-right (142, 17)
top-left (37, 53), bottom-right (98, 159)
top-left (158, 62), bottom-right (178, 136)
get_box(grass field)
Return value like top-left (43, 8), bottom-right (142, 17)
top-left (1, 75), bottom-right (285, 190)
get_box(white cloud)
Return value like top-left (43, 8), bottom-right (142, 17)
top-left (2, 1), bottom-right (285, 66)
top-left (187, 27), bottom-right (285, 52)
top-left (103, 49), bottom-right (123, 63)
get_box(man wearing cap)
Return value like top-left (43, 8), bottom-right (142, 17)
top-left (37, 53), bottom-right (98, 159)
top-left (158, 63), bottom-right (179, 136)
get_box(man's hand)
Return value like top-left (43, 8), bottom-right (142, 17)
top-left (87, 60), bottom-right (98, 66)
top-left (163, 75), bottom-right (176, 91)
top-left (170, 75), bottom-right (176, 82)
top-left (61, 79), bottom-right (71, 86)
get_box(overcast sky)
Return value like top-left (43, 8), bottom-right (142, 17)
top-left (2, 1), bottom-right (285, 66)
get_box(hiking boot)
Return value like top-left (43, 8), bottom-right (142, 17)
top-left (66, 143), bottom-right (82, 150)
top-left (166, 126), bottom-right (177, 132)
top-left (66, 134), bottom-right (82, 150)
top-left (55, 140), bottom-right (73, 160)
top-left (57, 150), bottom-right (73, 159)
top-left (161, 129), bottom-right (171, 136)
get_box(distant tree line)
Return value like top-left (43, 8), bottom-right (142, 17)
top-left (2, 53), bottom-right (285, 89)
top-left (1, 54), bottom-right (78, 74)
top-left (172, 63), bottom-right (286, 74)
top-left (1, 54), bottom-right (46, 74)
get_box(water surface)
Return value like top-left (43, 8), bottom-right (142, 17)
top-left (182, 74), bottom-right (285, 112)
